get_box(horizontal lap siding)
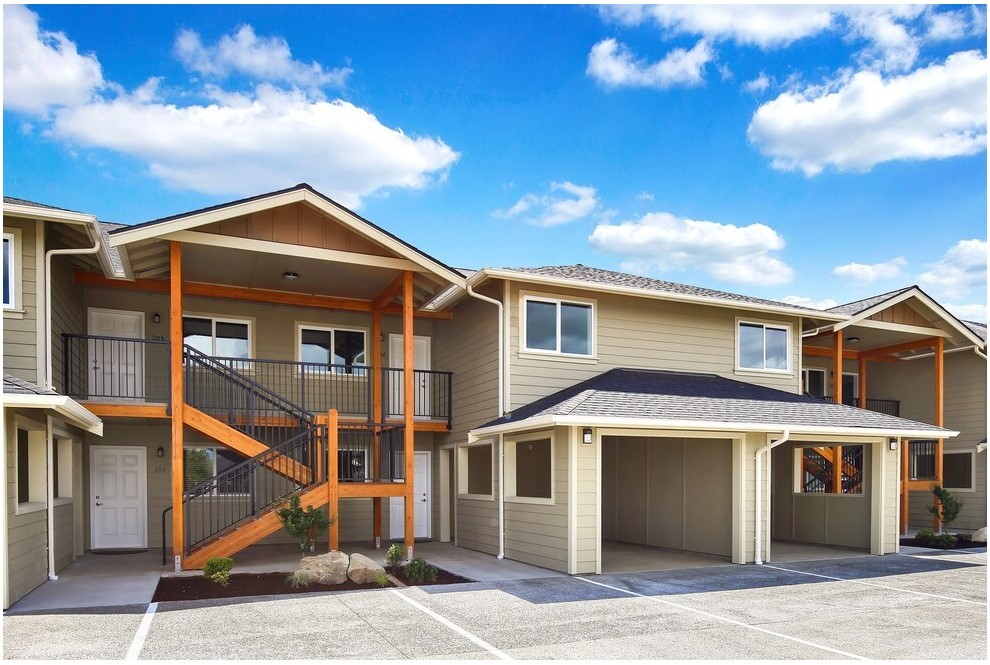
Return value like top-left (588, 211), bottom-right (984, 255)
top-left (5, 413), bottom-right (47, 607)
top-left (49, 253), bottom-right (87, 393)
top-left (52, 503), bottom-right (75, 573)
top-left (3, 218), bottom-right (39, 383)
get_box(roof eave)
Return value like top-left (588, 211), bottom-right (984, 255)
top-left (3, 202), bottom-right (95, 225)
top-left (1, 394), bottom-right (104, 435)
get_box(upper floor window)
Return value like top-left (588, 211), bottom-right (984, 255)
top-left (523, 296), bottom-right (593, 356)
top-left (737, 320), bottom-right (790, 372)
top-left (183, 315), bottom-right (251, 359)
top-left (3, 232), bottom-right (16, 309)
top-left (297, 325), bottom-right (366, 373)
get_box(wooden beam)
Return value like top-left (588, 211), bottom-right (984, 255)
top-left (371, 273), bottom-right (406, 310)
top-left (803, 345), bottom-right (859, 360)
top-left (833, 332), bottom-right (843, 405)
top-left (371, 309), bottom-right (383, 548)
top-left (858, 356), bottom-right (867, 410)
top-left (861, 337), bottom-right (939, 359)
top-left (169, 241), bottom-right (185, 567)
top-left (73, 270), bottom-right (453, 319)
top-left (934, 337), bottom-right (944, 530)
top-left (403, 270), bottom-right (415, 558)
top-left (339, 482), bottom-right (409, 498)
top-left (328, 409), bottom-right (339, 552)
top-left (83, 403), bottom-right (169, 419)
top-left (831, 446), bottom-right (843, 494)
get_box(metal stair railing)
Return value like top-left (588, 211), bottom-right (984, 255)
top-left (183, 345), bottom-right (315, 446)
top-left (182, 422), bottom-right (327, 555)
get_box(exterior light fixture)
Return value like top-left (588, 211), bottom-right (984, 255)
top-left (157, 446), bottom-right (165, 458)
top-left (152, 312), bottom-right (161, 324)
top-left (283, 271), bottom-right (300, 281)
top-left (846, 336), bottom-right (861, 343)
top-left (888, 438), bottom-right (898, 451)
top-left (582, 428), bottom-right (593, 445)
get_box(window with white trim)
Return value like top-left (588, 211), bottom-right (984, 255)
top-left (183, 315), bottom-right (251, 359)
top-left (53, 438), bottom-right (73, 499)
top-left (297, 325), bottom-right (366, 374)
top-left (738, 321), bottom-right (790, 371)
top-left (802, 368), bottom-right (826, 397)
top-left (16, 427), bottom-right (46, 507)
top-left (943, 451), bottom-right (974, 491)
top-left (457, 443), bottom-right (493, 499)
top-left (3, 231), bottom-right (16, 309)
top-left (523, 296), bottom-right (593, 356)
top-left (506, 435), bottom-right (554, 503)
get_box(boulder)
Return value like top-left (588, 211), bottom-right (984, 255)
top-left (297, 550), bottom-right (350, 585)
top-left (971, 527), bottom-right (987, 543)
top-left (348, 552), bottom-right (386, 584)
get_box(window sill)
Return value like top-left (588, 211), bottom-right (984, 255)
top-left (734, 367), bottom-right (793, 378)
top-left (457, 493), bottom-right (495, 502)
top-left (3, 308), bottom-right (24, 320)
top-left (506, 495), bottom-right (555, 506)
top-left (518, 351), bottom-right (598, 365)
top-left (15, 501), bottom-right (46, 516)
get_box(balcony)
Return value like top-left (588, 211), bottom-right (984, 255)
top-left (819, 395), bottom-right (900, 418)
top-left (62, 334), bottom-right (453, 428)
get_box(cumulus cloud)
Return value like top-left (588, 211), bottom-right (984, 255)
top-left (495, 182), bottom-right (599, 227)
top-left (589, 212), bottom-right (793, 286)
top-left (833, 257), bottom-right (907, 282)
top-left (917, 239), bottom-right (987, 300)
top-left (742, 72), bottom-right (771, 94)
top-left (3, 5), bottom-right (104, 115)
top-left (50, 84), bottom-right (458, 208)
top-left (779, 295), bottom-right (839, 311)
top-left (943, 302), bottom-right (987, 323)
top-left (174, 25), bottom-right (351, 89)
top-left (747, 50), bottom-right (987, 175)
top-left (587, 38), bottom-right (713, 89)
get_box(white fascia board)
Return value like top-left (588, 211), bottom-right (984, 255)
top-left (3, 203), bottom-right (96, 225)
top-left (471, 269), bottom-right (846, 321)
top-left (470, 414), bottom-right (957, 441)
top-left (834, 287), bottom-right (983, 347)
top-left (1, 395), bottom-right (103, 435)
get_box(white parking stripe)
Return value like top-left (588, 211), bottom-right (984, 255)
top-left (763, 564), bottom-right (987, 606)
top-left (125, 602), bottom-right (158, 661)
top-left (388, 589), bottom-right (513, 660)
top-left (577, 577), bottom-right (869, 661)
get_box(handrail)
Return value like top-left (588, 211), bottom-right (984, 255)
top-left (162, 505), bottom-right (173, 566)
top-left (61, 333), bottom-right (171, 404)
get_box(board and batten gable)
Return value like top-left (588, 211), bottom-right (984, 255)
top-left (3, 217), bottom-right (40, 384)
top-left (505, 280), bottom-right (803, 412)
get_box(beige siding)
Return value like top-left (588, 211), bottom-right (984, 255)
top-left (575, 431), bottom-right (598, 573)
top-left (506, 281), bottom-right (801, 412)
top-left (52, 502), bottom-right (74, 572)
top-left (3, 218), bottom-right (40, 384)
top-left (5, 412), bottom-right (48, 608)
top-left (49, 253), bottom-right (86, 393)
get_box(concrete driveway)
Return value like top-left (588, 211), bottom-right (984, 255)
top-left (4, 552), bottom-right (985, 660)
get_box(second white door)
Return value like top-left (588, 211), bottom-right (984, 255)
top-left (390, 451), bottom-right (431, 539)
top-left (87, 308), bottom-right (145, 400)
top-left (388, 334), bottom-right (432, 418)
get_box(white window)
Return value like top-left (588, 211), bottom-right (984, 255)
top-left (738, 320), bottom-right (791, 372)
top-left (16, 424), bottom-right (46, 512)
top-left (943, 451), bottom-right (975, 491)
top-left (183, 315), bottom-right (251, 359)
top-left (802, 368), bottom-right (826, 397)
top-left (3, 231), bottom-right (17, 309)
top-left (297, 325), bottom-right (367, 374)
top-left (457, 442), bottom-right (494, 500)
top-left (506, 434), bottom-right (554, 504)
top-left (523, 296), bottom-right (593, 356)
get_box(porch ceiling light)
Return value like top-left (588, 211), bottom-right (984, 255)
top-left (283, 271), bottom-right (300, 281)
top-left (845, 336), bottom-right (860, 343)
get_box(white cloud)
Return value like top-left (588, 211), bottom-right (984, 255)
top-left (174, 25), bottom-right (350, 89)
top-left (742, 72), bottom-right (771, 94)
top-left (780, 295), bottom-right (839, 311)
top-left (635, 191), bottom-right (655, 202)
top-left (747, 50), bottom-right (987, 175)
top-left (50, 84), bottom-right (458, 209)
top-left (495, 181), bottom-right (599, 227)
top-left (587, 38), bottom-right (712, 89)
top-left (2, 5), bottom-right (103, 115)
top-left (833, 257), bottom-right (907, 282)
top-left (843, 5), bottom-right (926, 73)
top-left (917, 239), bottom-right (987, 300)
top-left (589, 212), bottom-right (793, 286)
top-left (943, 302), bottom-right (987, 323)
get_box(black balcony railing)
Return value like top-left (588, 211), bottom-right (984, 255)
top-left (62, 333), bottom-right (171, 403)
top-left (339, 424), bottom-right (406, 482)
top-left (820, 395), bottom-right (900, 417)
top-left (381, 367), bottom-right (453, 427)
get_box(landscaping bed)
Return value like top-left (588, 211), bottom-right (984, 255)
top-left (386, 565), bottom-right (473, 586)
top-left (152, 572), bottom-right (387, 601)
top-left (899, 536), bottom-right (985, 550)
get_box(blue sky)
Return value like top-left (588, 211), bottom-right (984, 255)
top-left (3, 4), bottom-right (987, 321)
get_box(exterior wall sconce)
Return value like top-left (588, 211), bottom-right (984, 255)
top-left (582, 428), bottom-right (593, 445)
top-left (157, 446), bottom-right (165, 458)
top-left (152, 313), bottom-right (161, 324)
top-left (888, 438), bottom-right (898, 451)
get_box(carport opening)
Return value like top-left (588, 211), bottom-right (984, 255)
top-left (601, 435), bottom-right (733, 573)
top-left (770, 442), bottom-right (872, 560)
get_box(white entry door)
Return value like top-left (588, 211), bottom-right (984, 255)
top-left (390, 451), bottom-right (431, 539)
top-left (91, 446), bottom-right (147, 549)
top-left (388, 334), bottom-right (432, 418)
top-left (88, 308), bottom-right (145, 400)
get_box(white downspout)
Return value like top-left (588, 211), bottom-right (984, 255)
top-left (465, 281), bottom-right (507, 559)
top-left (45, 238), bottom-right (101, 389)
top-left (755, 430), bottom-right (790, 565)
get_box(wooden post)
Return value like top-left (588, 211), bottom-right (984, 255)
top-left (833, 332), bottom-right (843, 405)
top-left (858, 356), bottom-right (867, 409)
top-left (402, 270), bottom-right (415, 559)
top-left (933, 336), bottom-right (945, 530)
top-left (372, 309), bottom-right (383, 548)
top-left (169, 241), bottom-right (185, 568)
top-left (831, 445), bottom-right (843, 494)
top-left (900, 439), bottom-right (909, 534)
top-left (328, 409), bottom-right (339, 551)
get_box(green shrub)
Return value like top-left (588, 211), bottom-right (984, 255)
top-left (916, 528), bottom-right (936, 541)
top-left (204, 556), bottom-right (234, 587)
top-left (374, 571), bottom-right (390, 588)
top-left (275, 496), bottom-right (335, 553)
top-left (285, 570), bottom-right (311, 589)
top-left (928, 486), bottom-right (963, 533)
top-left (916, 528), bottom-right (958, 549)
top-left (384, 543), bottom-right (404, 567)
top-left (404, 557), bottom-right (438, 584)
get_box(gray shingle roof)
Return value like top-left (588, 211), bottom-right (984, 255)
top-left (3, 374), bottom-right (58, 396)
top-left (479, 368), bottom-right (949, 434)
top-left (826, 287), bottom-right (914, 316)
top-left (498, 265), bottom-right (826, 313)
top-left (964, 320), bottom-right (987, 342)
top-left (3, 196), bottom-right (82, 214)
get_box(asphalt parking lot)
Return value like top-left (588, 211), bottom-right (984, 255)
top-left (4, 552), bottom-right (986, 660)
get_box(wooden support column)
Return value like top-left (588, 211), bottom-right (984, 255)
top-left (933, 336), bottom-right (945, 530)
top-left (831, 446), bottom-right (843, 494)
top-left (371, 309), bottom-right (383, 548)
top-left (402, 271), bottom-right (415, 559)
top-left (858, 356), bottom-right (867, 409)
top-left (328, 409), bottom-right (339, 551)
top-left (169, 241), bottom-right (185, 568)
top-left (833, 332), bottom-right (844, 405)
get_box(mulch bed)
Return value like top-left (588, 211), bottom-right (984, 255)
top-left (152, 573), bottom-right (385, 602)
top-left (387, 565), bottom-right (473, 586)
top-left (899, 536), bottom-right (985, 550)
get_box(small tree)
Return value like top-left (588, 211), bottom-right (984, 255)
top-left (928, 485), bottom-right (963, 534)
top-left (275, 496), bottom-right (335, 553)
